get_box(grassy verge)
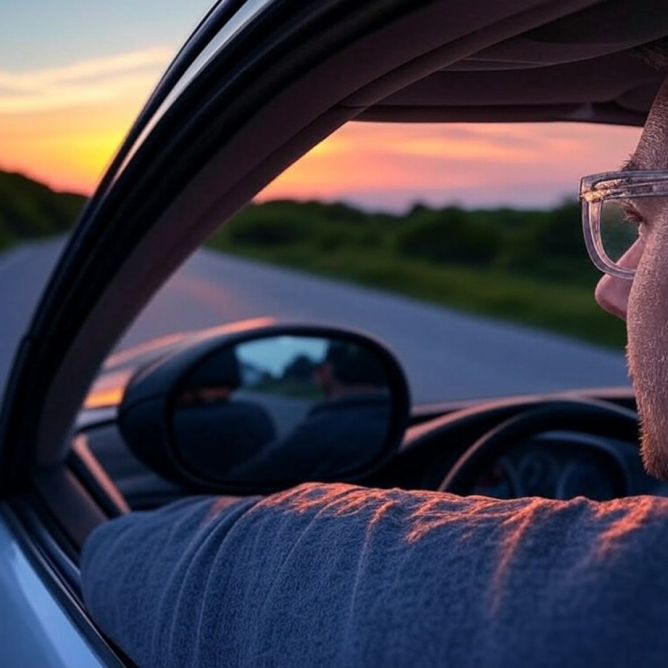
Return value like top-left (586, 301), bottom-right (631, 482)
top-left (205, 240), bottom-right (626, 350)
top-left (0, 174), bottom-right (620, 351)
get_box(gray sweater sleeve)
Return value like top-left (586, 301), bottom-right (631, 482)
top-left (81, 484), bottom-right (668, 668)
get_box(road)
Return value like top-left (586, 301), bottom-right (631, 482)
top-left (0, 238), bottom-right (629, 404)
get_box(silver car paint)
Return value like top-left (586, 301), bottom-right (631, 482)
top-left (0, 511), bottom-right (111, 667)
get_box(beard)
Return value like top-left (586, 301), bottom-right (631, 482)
top-left (624, 236), bottom-right (668, 481)
top-left (637, 407), bottom-right (668, 481)
top-left (627, 336), bottom-right (668, 481)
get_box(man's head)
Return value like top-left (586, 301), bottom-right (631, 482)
top-left (179, 347), bottom-right (242, 405)
top-left (595, 72), bottom-right (668, 479)
top-left (314, 342), bottom-right (387, 398)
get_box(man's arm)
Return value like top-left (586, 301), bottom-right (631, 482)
top-left (82, 484), bottom-right (668, 668)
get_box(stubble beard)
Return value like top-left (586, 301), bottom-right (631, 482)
top-left (628, 342), bottom-right (668, 481)
top-left (637, 406), bottom-right (668, 481)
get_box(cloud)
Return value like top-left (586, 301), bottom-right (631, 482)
top-left (307, 123), bottom-right (547, 164)
top-left (0, 47), bottom-right (174, 114)
top-left (261, 120), bottom-right (642, 210)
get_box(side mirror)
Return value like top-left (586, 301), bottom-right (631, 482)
top-left (118, 324), bottom-right (410, 493)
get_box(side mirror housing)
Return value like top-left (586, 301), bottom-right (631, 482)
top-left (118, 323), bottom-right (410, 494)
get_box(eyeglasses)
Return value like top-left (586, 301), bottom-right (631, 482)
top-left (580, 170), bottom-right (668, 280)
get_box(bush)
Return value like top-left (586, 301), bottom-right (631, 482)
top-left (0, 171), bottom-right (86, 239)
top-left (225, 213), bottom-right (313, 246)
top-left (396, 207), bottom-right (505, 266)
top-left (532, 201), bottom-right (584, 259)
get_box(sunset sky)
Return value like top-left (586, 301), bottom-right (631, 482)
top-left (1, 0), bottom-right (643, 211)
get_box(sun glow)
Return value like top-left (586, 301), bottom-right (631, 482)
top-left (0, 48), bottom-right (173, 193)
top-left (259, 122), bottom-right (641, 210)
top-left (0, 48), bottom-right (642, 207)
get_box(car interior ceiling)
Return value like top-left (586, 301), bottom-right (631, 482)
top-left (356, 2), bottom-right (668, 125)
top-left (8, 0), bottom-right (668, 613)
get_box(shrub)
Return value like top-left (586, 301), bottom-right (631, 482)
top-left (396, 207), bottom-right (505, 266)
top-left (225, 214), bottom-right (313, 246)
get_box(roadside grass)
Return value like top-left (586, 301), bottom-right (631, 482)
top-left (205, 238), bottom-right (627, 350)
top-left (0, 171), bottom-right (625, 352)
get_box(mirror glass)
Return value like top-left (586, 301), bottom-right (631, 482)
top-left (171, 335), bottom-right (395, 483)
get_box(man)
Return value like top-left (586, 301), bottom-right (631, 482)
top-left (593, 73), bottom-right (668, 482)
top-left (81, 69), bottom-right (668, 668)
top-left (172, 347), bottom-right (276, 476)
top-left (230, 341), bottom-right (391, 481)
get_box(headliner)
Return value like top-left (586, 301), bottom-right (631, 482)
top-left (353, 0), bottom-right (668, 126)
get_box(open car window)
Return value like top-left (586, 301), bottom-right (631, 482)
top-left (77, 117), bottom-right (649, 513)
top-left (112, 119), bottom-right (638, 405)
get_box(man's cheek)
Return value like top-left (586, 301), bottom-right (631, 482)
top-left (627, 243), bottom-right (668, 386)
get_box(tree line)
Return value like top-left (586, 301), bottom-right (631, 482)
top-left (1, 169), bottom-right (618, 346)
top-left (0, 169), bottom-right (592, 287)
top-left (0, 170), bottom-right (87, 252)
top-left (211, 198), bottom-right (595, 285)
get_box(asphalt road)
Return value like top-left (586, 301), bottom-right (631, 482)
top-left (0, 238), bottom-right (629, 404)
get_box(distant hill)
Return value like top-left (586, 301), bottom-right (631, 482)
top-left (0, 170), bottom-right (87, 251)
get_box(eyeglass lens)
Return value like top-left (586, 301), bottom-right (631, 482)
top-left (599, 199), bottom-right (641, 265)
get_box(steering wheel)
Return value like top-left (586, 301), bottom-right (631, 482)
top-left (438, 399), bottom-right (639, 496)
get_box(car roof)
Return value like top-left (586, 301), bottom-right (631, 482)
top-left (1, 0), bottom-right (666, 491)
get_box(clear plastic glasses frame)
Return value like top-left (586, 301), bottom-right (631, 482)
top-left (580, 170), bottom-right (668, 280)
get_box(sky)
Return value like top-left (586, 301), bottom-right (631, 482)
top-left (0, 1), bottom-right (643, 212)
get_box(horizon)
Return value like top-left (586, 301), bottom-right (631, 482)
top-left (2, 1), bottom-right (643, 211)
top-left (1, 118), bottom-right (639, 213)
top-left (2, 165), bottom-right (586, 217)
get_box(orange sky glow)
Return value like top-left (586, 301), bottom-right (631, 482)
top-left (0, 46), bottom-right (642, 210)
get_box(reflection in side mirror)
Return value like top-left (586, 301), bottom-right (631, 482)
top-left (172, 335), bottom-right (393, 483)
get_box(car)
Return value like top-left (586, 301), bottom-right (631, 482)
top-left (1, 0), bottom-right (667, 664)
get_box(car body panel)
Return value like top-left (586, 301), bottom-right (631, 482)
top-left (0, 510), bottom-right (117, 667)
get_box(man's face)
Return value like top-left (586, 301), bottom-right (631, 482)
top-left (596, 75), bottom-right (668, 479)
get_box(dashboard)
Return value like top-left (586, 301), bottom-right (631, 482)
top-left (80, 391), bottom-right (668, 509)
top-left (388, 395), bottom-right (668, 501)
top-left (470, 432), bottom-right (661, 500)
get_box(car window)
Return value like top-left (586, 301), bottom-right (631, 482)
top-left (117, 120), bottom-right (639, 403)
top-left (0, 2), bottom-right (643, 407)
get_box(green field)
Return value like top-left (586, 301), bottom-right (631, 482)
top-left (208, 200), bottom-right (626, 349)
top-left (0, 169), bottom-right (626, 350)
